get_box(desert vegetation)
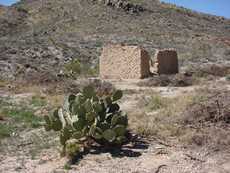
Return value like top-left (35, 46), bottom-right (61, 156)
top-left (0, 75), bottom-right (230, 172)
top-left (44, 86), bottom-right (128, 158)
top-left (0, 0), bottom-right (230, 173)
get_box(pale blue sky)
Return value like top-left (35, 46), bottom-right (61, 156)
top-left (161, 0), bottom-right (230, 18)
top-left (0, 0), bottom-right (229, 18)
top-left (0, 0), bottom-right (19, 6)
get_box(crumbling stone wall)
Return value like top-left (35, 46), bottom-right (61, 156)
top-left (154, 49), bottom-right (179, 74)
top-left (100, 44), bottom-right (150, 79)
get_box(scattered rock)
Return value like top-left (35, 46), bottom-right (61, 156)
top-left (137, 73), bottom-right (193, 87)
top-left (97, 0), bottom-right (145, 13)
top-left (0, 0), bottom-right (230, 82)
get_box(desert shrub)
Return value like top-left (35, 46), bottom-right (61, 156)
top-left (44, 86), bottom-right (128, 157)
top-left (63, 78), bottom-right (114, 96)
top-left (88, 78), bottom-right (115, 97)
top-left (127, 0), bottom-right (144, 4)
top-left (162, 2), bottom-right (193, 16)
top-left (137, 74), bottom-right (193, 87)
top-left (146, 95), bottom-right (168, 110)
top-left (226, 75), bottom-right (230, 81)
top-left (31, 95), bottom-right (47, 107)
top-left (188, 64), bottom-right (230, 78)
top-left (64, 59), bottom-right (81, 75)
top-left (64, 59), bottom-right (98, 78)
top-left (130, 88), bottom-right (230, 148)
top-left (183, 90), bottom-right (230, 125)
top-left (0, 124), bottom-right (13, 139)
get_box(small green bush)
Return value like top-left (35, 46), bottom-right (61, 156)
top-left (2, 108), bottom-right (43, 128)
top-left (0, 124), bottom-right (13, 139)
top-left (64, 59), bottom-right (98, 78)
top-left (147, 95), bottom-right (168, 110)
top-left (226, 75), bottom-right (230, 81)
top-left (64, 59), bottom-right (81, 75)
top-left (31, 96), bottom-right (47, 107)
top-left (44, 86), bottom-right (128, 157)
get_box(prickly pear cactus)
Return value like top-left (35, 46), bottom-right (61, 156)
top-left (44, 85), bottom-right (128, 157)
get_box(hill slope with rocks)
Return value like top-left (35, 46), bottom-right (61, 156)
top-left (1, 2), bottom-right (230, 172)
top-left (0, 0), bottom-right (230, 81)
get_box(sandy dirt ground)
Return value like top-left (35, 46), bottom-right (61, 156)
top-left (0, 80), bottom-right (230, 173)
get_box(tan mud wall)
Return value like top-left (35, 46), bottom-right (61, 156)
top-left (100, 45), bottom-right (150, 79)
top-left (154, 49), bottom-right (178, 74)
top-left (141, 49), bottom-right (151, 78)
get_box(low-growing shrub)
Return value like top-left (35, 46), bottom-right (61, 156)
top-left (64, 59), bottom-right (98, 78)
top-left (44, 86), bottom-right (128, 157)
top-left (64, 59), bottom-right (81, 75)
top-left (226, 75), bottom-right (230, 81)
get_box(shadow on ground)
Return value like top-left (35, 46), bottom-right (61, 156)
top-left (69, 136), bottom-right (149, 164)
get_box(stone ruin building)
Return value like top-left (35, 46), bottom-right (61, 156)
top-left (100, 44), bottom-right (178, 79)
top-left (153, 49), bottom-right (179, 75)
top-left (100, 44), bottom-right (150, 79)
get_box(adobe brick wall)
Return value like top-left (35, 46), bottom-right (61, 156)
top-left (154, 49), bottom-right (179, 74)
top-left (100, 44), bottom-right (150, 79)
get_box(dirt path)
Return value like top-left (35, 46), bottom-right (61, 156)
top-left (1, 139), bottom-right (229, 173)
top-left (1, 81), bottom-right (230, 173)
top-left (108, 79), bottom-right (197, 97)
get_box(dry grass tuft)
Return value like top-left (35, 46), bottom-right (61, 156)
top-left (129, 88), bottom-right (230, 149)
top-left (46, 94), bottom-right (64, 107)
top-left (183, 90), bottom-right (230, 125)
top-left (179, 88), bottom-right (230, 148)
top-left (129, 93), bottom-right (195, 139)
top-left (191, 64), bottom-right (230, 78)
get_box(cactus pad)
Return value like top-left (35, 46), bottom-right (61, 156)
top-left (44, 85), bottom-right (128, 157)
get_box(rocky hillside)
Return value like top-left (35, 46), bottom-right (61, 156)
top-left (0, 0), bottom-right (230, 81)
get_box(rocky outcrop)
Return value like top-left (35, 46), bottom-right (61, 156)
top-left (0, 0), bottom-right (229, 82)
top-left (95, 0), bottom-right (145, 13)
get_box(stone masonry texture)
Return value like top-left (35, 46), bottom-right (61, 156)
top-left (154, 49), bottom-right (179, 74)
top-left (100, 44), bottom-right (150, 79)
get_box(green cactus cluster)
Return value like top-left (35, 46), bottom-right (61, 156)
top-left (44, 85), bottom-right (128, 157)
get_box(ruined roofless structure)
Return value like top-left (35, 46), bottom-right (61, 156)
top-left (100, 44), bottom-right (151, 79)
top-left (154, 49), bottom-right (179, 74)
top-left (100, 44), bottom-right (179, 79)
